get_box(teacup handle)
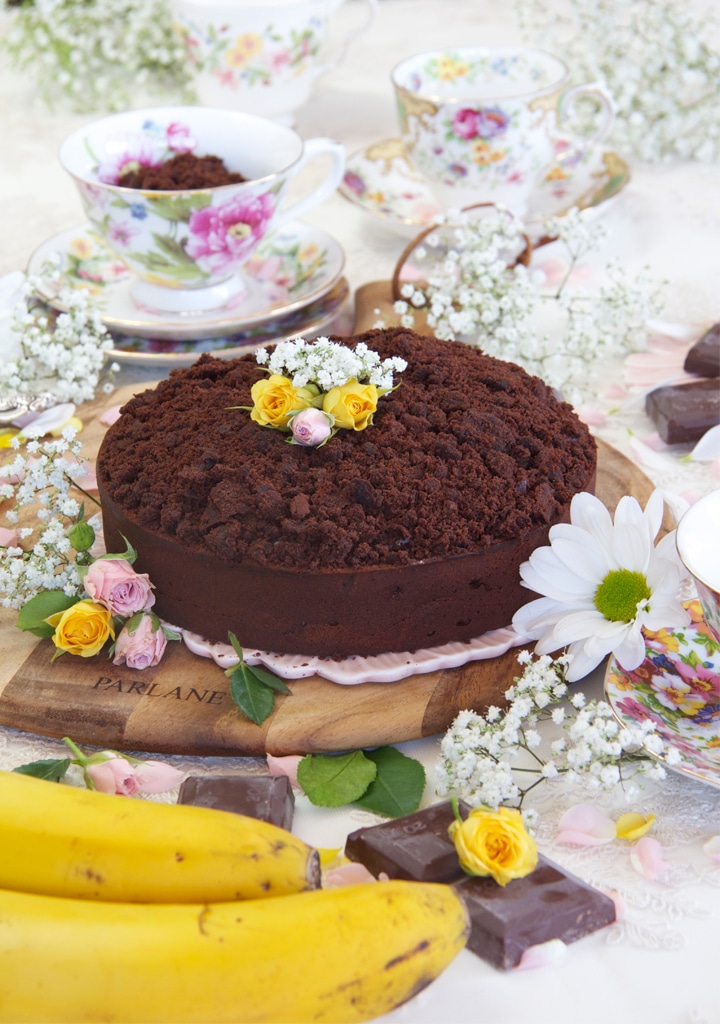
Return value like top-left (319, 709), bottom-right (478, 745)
top-left (557, 81), bottom-right (615, 156)
top-left (273, 137), bottom-right (346, 229)
top-left (312, 0), bottom-right (378, 80)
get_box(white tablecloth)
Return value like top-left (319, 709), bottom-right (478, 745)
top-left (1, 3), bottom-right (720, 1023)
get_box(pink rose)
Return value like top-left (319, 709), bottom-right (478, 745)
top-left (113, 613), bottom-right (167, 670)
top-left (289, 408), bottom-right (333, 447)
top-left (186, 192), bottom-right (276, 275)
top-left (84, 558), bottom-right (155, 616)
top-left (452, 108), bottom-right (480, 139)
top-left (87, 754), bottom-right (183, 796)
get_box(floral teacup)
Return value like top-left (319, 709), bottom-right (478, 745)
top-left (169, 0), bottom-right (377, 125)
top-left (676, 490), bottom-right (720, 644)
top-left (392, 46), bottom-right (614, 218)
top-left (59, 106), bottom-right (345, 313)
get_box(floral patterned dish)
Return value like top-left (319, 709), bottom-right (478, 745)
top-left (605, 602), bottom-right (720, 788)
top-left (27, 220), bottom-right (345, 340)
top-left (106, 278), bottom-right (351, 367)
top-left (339, 137), bottom-right (630, 242)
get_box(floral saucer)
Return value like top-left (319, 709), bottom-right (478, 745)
top-left (605, 603), bottom-right (720, 788)
top-left (27, 221), bottom-right (345, 341)
top-left (106, 279), bottom-right (351, 367)
top-left (339, 137), bottom-right (630, 242)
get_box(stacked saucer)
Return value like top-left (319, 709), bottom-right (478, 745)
top-left (27, 221), bottom-right (349, 367)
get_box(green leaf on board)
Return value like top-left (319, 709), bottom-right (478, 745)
top-left (17, 592), bottom-right (79, 636)
top-left (352, 746), bottom-right (426, 818)
top-left (228, 662), bottom-right (275, 726)
top-left (246, 663), bottom-right (292, 693)
top-left (12, 758), bottom-right (71, 782)
top-left (297, 750), bottom-right (377, 808)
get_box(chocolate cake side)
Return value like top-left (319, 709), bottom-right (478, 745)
top-left (96, 329), bottom-right (597, 657)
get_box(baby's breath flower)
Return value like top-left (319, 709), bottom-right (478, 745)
top-left (389, 206), bottom-right (661, 404)
top-left (0, 275), bottom-right (115, 407)
top-left (517, 0), bottom-right (720, 162)
top-left (0, 434), bottom-right (99, 609)
top-left (436, 650), bottom-right (670, 809)
top-left (2, 0), bottom-right (190, 112)
top-left (260, 336), bottom-right (407, 392)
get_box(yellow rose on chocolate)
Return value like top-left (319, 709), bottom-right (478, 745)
top-left (250, 374), bottom-right (314, 429)
top-left (322, 379), bottom-right (379, 431)
top-left (46, 599), bottom-right (115, 658)
top-left (449, 806), bottom-right (538, 886)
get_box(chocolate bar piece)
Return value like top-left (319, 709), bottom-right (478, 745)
top-left (454, 856), bottom-right (616, 970)
top-left (344, 800), bottom-right (469, 883)
top-left (177, 774), bottom-right (294, 831)
top-left (646, 378), bottom-right (720, 443)
top-left (685, 324), bottom-right (720, 377)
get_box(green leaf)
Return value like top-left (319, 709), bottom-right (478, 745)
top-left (229, 663), bottom-right (275, 725)
top-left (246, 663), bottom-right (292, 694)
top-left (227, 631), bottom-right (244, 661)
top-left (12, 758), bottom-right (71, 782)
top-left (352, 746), bottom-right (426, 818)
top-left (225, 634), bottom-right (291, 692)
top-left (17, 592), bottom-right (79, 637)
top-left (96, 535), bottom-right (137, 564)
top-left (297, 751), bottom-right (377, 808)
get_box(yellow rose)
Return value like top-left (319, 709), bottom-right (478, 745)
top-left (322, 379), bottom-right (378, 431)
top-left (250, 374), bottom-right (313, 429)
top-left (449, 806), bottom-right (538, 886)
top-left (46, 600), bottom-right (115, 659)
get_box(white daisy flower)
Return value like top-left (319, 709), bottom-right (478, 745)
top-left (512, 490), bottom-right (691, 682)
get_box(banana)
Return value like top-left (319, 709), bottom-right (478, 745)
top-left (0, 881), bottom-right (469, 1023)
top-left (0, 769), bottom-right (319, 902)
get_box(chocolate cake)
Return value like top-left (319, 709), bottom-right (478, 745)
top-left (96, 329), bottom-right (596, 658)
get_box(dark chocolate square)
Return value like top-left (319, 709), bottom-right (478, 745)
top-left (454, 855), bottom-right (616, 969)
top-left (177, 774), bottom-right (294, 831)
top-left (646, 378), bottom-right (720, 444)
top-left (344, 800), bottom-right (470, 883)
top-left (684, 324), bottom-right (720, 378)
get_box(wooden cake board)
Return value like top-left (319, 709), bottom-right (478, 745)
top-left (0, 287), bottom-right (668, 756)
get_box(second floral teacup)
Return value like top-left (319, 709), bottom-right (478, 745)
top-left (392, 46), bottom-right (614, 218)
top-left (676, 490), bottom-right (720, 644)
top-left (169, 0), bottom-right (377, 125)
top-left (59, 106), bottom-right (345, 313)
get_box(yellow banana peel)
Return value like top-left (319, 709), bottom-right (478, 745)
top-left (0, 769), bottom-right (319, 902)
top-left (0, 880), bottom-right (469, 1023)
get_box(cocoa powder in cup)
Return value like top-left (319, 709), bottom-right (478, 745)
top-left (118, 152), bottom-right (246, 190)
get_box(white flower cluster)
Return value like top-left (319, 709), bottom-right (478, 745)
top-left (436, 651), bottom-right (670, 810)
top-left (0, 274), bottom-right (117, 406)
top-left (395, 212), bottom-right (536, 344)
top-left (516, 0), bottom-right (720, 162)
top-left (0, 429), bottom-right (96, 608)
top-left (256, 337), bottom-right (407, 391)
top-left (393, 207), bottom-right (662, 405)
top-left (2, 0), bottom-right (190, 112)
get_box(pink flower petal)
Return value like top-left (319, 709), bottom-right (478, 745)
top-left (639, 431), bottom-right (668, 452)
top-left (324, 862), bottom-right (379, 887)
top-left (100, 405), bottom-right (123, 426)
top-left (266, 754), bottom-right (303, 789)
top-left (516, 939), bottom-right (567, 970)
top-left (629, 836), bottom-right (671, 880)
top-left (702, 836), bottom-right (720, 862)
top-left (577, 404), bottom-right (607, 427)
top-left (557, 804), bottom-right (616, 846)
top-left (133, 761), bottom-right (185, 794)
top-left (0, 527), bottom-right (19, 546)
top-left (603, 888), bottom-right (626, 922)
